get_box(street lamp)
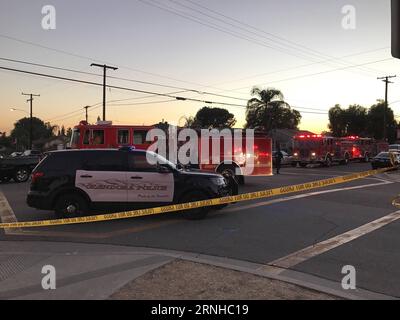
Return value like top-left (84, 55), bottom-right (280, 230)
top-left (10, 108), bottom-right (29, 114)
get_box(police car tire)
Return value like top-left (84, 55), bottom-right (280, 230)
top-left (54, 193), bottom-right (89, 218)
top-left (180, 190), bottom-right (209, 220)
top-left (14, 168), bottom-right (30, 183)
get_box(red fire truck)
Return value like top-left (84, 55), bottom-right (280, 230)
top-left (70, 121), bottom-right (273, 182)
top-left (340, 136), bottom-right (388, 162)
top-left (291, 134), bottom-right (353, 167)
top-left (292, 133), bottom-right (389, 167)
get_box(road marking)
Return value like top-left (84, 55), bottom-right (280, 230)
top-left (261, 209), bottom-right (400, 275)
top-left (224, 180), bottom-right (393, 213)
top-left (0, 191), bottom-right (22, 234)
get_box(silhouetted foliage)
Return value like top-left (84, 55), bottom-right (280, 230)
top-left (328, 104), bottom-right (368, 137)
top-left (188, 107), bottom-right (236, 129)
top-left (367, 101), bottom-right (397, 142)
top-left (328, 101), bottom-right (398, 142)
top-left (10, 117), bottom-right (56, 149)
top-left (245, 87), bottom-right (301, 132)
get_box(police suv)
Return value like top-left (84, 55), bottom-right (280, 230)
top-left (27, 149), bottom-right (233, 220)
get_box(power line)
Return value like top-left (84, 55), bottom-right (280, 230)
top-left (231, 58), bottom-right (393, 91)
top-left (0, 33), bottom-right (234, 93)
top-left (108, 99), bottom-right (177, 107)
top-left (0, 57), bottom-right (249, 102)
top-left (0, 59), bottom-right (388, 119)
top-left (205, 47), bottom-right (390, 88)
top-left (0, 33), bottom-right (390, 100)
top-left (179, 0), bottom-right (383, 75)
top-left (0, 65), bottom-right (250, 108)
top-left (137, 0), bottom-right (331, 63)
top-left (141, 0), bottom-right (382, 78)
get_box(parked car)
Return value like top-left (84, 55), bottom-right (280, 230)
top-left (272, 150), bottom-right (293, 166)
top-left (22, 150), bottom-right (42, 157)
top-left (27, 148), bottom-right (235, 220)
top-left (0, 153), bottom-right (41, 183)
top-left (371, 152), bottom-right (400, 170)
top-left (10, 152), bottom-right (22, 158)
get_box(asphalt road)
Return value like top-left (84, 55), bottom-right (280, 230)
top-left (1, 162), bottom-right (400, 298)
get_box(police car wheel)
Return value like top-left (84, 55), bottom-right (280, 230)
top-left (14, 168), bottom-right (29, 183)
top-left (54, 194), bottom-right (89, 218)
top-left (180, 191), bottom-right (209, 220)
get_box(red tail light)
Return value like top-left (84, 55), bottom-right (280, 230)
top-left (258, 152), bottom-right (269, 157)
top-left (31, 172), bottom-right (44, 183)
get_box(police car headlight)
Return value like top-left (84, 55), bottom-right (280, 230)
top-left (210, 177), bottom-right (227, 185)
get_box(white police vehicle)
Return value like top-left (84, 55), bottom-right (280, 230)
top-left (27, 148), bottom-right (233, 220)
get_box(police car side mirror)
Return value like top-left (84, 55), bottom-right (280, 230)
top-left (157, 164), bottom-right (172, 173)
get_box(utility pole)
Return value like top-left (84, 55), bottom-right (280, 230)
top-left (84, 106), bottom-right (90, 123)
top-left (21, 93), bottom-right (40, 150)
top-left (90, 64), bottom-right (118, 121)
top-left (377, 76), bottom-right (396, 141)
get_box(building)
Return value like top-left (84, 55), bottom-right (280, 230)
top-left (270, 129), bottom-right (315, 153)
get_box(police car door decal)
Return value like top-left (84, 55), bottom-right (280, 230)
top-left (75, 170), bottom-right (128, 203)
top-left (127, 172), bottom-right (174, 202)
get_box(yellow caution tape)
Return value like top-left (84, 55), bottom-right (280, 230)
top-left (0, 166), bottom-right (394, 229)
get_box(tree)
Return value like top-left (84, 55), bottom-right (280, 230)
top-left (328, 104), bottom-right (367, 137)
top-left (182, 116), bottom-right (196, 128)
top-left (328, 102), bottom-right (398, 142)
top-left (10, 117), bottom-right (56, 150)
top-left (189, 107), bottom-right (236, 129)
top-left (346, 105), bottom-right (368, 136)
top-left (367, 101), bottom-right (397, 142)
top-left (155, 119), bottom-right (170, 132)
top-left (0, 132), bottom-right (12, 149)
top-left (245, 87), bottom-right (301, 132)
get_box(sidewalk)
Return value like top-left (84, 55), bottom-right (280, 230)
top-left (0, 241), bottom-right (390, 300)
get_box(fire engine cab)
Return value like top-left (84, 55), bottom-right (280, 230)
top-left (70, 121), bottom-right (273, 183)
top-left (292, 134), bottom-right (352, 167)
top-left (70, 121), bottom-right (153, 150)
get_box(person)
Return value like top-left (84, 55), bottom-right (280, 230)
top-left (276, 147), bottom-right (283, 175)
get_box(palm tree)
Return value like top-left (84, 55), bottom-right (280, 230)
top-left (245, 87), bottom-right (300, 132)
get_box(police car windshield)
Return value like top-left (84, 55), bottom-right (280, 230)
top-left (146, 151), bottom-right (177, 170)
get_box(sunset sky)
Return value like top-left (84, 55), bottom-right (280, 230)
top-left (0, 0), bottom-right (399, 134)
